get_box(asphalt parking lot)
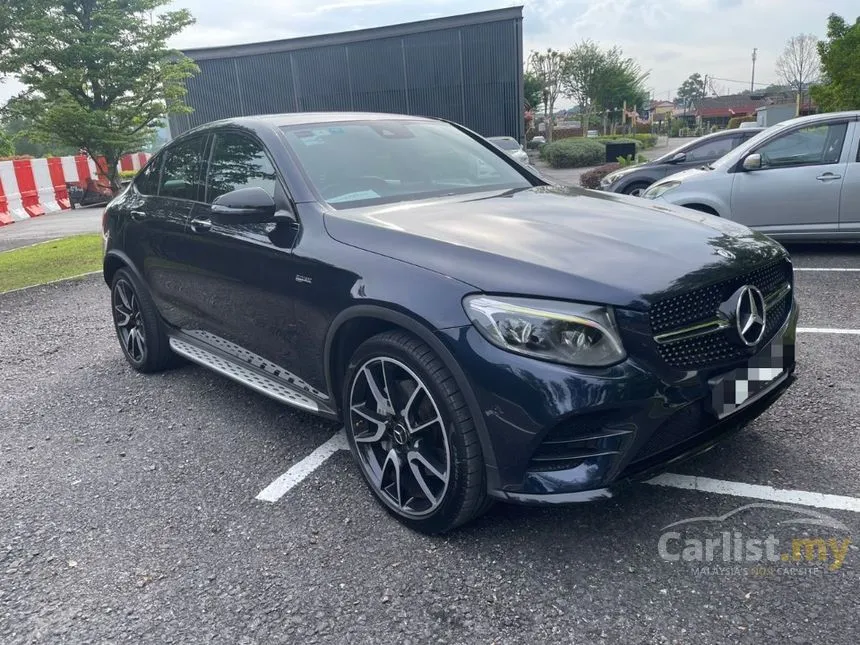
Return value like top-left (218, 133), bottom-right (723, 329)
top-left (1, 244), bottom-right (858, 644)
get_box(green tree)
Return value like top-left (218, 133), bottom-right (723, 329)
top-left (677, 73), bottom-right (706, 111)
top-left (0, 0), bottom-right (198, 192)
top-left (1, 108), bottom-right (80, 157)
top-left (0, 130), bottom-right (14, 157)
top-left (560, 41), bottom-right (605, 134)
top-left (562, 42), bottom-right (648, 134)
top-left (528, 49), bottom-right (567, 142)
top-left (811, 14), bottom-right (860, 111)
top-left (523, 71), bottom-right (543, 112)
top-left (592, 49), bottom-right (649, 129)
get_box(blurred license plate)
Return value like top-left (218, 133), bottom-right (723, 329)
top-left (709, 340), bottom-right (786, 418)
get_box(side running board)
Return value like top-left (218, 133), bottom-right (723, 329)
top-left (168, 335), bottom-right (336, 418)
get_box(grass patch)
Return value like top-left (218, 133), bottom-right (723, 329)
top-left (0, 234), bottom-right (103, 293)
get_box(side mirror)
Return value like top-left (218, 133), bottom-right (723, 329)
top-left (210, 187), bottom-right (277, 224)
top-left (742, 153), bottom-right (762, 171)
top-left (669, 152), bottom-right (687, 164)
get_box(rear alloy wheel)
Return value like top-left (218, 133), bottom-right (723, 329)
top-left (344, 331), bottom-right (488, 533)
top-left (110, 268), bottom-right (176, 373)
top-left (622, 181), bottom-right (651, 197)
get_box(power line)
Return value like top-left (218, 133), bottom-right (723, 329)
top-left (707, 75), bottom-right (778, 88)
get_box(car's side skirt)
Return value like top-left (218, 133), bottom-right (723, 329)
top-left (168, 333), bottom-right (338, 419)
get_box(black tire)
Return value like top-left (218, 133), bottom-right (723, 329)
top-left (622, 181), bottom-right (651, 197)
top-left (343, 330), bottom-right (488, 534)
top-left (110, 268), bottom-right (176, 373)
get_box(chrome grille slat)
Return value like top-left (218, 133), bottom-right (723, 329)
top-left (649, 259), bottom-right (793, 370)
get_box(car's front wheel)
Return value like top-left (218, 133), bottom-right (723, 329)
top-left (343, 330), bottom-right (489, 533)
top-left (622, 181), bottom-right (652, 197)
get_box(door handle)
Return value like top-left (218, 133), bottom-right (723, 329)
top-left (190, 217), bottom-right (212, 232)
top-left (816, 173), bottom-right (842, 182)
top-left (130, 210), bottom-right (146, 221)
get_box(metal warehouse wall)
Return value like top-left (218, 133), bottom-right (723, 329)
top-left (169, 7), bottom-right (524, 142)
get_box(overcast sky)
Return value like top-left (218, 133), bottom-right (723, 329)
top-left (1, 0), bottom-right (856, 107)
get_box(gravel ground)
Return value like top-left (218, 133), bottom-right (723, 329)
top-left (1, 246), bottom-right (859, 644)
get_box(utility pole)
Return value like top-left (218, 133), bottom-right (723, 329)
top-left (750, 48), bottom-right (757, 93)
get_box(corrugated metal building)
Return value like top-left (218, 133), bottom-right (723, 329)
top-left (169, 7), bottom-right (524, 141)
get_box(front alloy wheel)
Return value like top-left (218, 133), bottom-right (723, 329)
top-left (349, 357), bottom-right (451, 518)
top-left (343, 331), bottom-right (489, 533)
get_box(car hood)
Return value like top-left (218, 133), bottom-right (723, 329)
top-left (323, 186), bottom-right (786, 310)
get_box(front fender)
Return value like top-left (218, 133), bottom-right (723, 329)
top-left (324, 305), bottom-right (499, 477)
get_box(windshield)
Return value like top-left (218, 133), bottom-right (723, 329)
top-left (281, 120), bottom-right (533, 209)
top-left (490, 137), bottom-right (521, 151)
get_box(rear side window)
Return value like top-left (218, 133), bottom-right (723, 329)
top-left (160, 136), bottom-right (206, 201)
top-left (135, 155), bottom-right (162, 195)
top-left (205, 132), bottom-right (278, 203)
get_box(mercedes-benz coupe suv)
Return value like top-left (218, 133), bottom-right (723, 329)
top-left (102, 113), bottom-right (797, 533)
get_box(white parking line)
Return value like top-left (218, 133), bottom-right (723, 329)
top-left (647, 474), bottom-right (860, 513)
top-left (256, 430), bottom-right (348, 503)
top-left (794, 268), bottom-right (860, 272)
top-left (797, 327), bottom-right (860, 335)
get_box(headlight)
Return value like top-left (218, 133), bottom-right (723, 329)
top-left (600, 172), bottom-right (621, 187)
top-left (463, 295), bottom-right (626, 367)
top-left (642, 180), bottom-right (681, 199)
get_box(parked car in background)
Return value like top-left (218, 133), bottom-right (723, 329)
top-left (643, 111), bottom-right (860, 240)
top-left (599, 128), bottom-right (763, 196)
top-left (530, 135), bottom-right (546, 145)
top-left (487, 136), bottom-right (530, 164)
top-left (103, 112), bottom-right (797, 533)
top-left (739, 121), bottom-right (760, 129)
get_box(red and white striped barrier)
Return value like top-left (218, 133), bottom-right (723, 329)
top-left (0, 153), bottom-right (150, 226)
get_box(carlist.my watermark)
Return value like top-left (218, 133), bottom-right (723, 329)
top-left (657, 503), bottom-right (853, 576)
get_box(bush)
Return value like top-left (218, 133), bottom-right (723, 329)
top-left (597, 136), bottom-right (642, 152)
top-left (526, 139), bottom-right (544, 151)
top-left (631, 133), bottom-right (658, 148)
top-left (542, 139), bottom-right (606, 168)
top-left (616, 153), bottom-right (647, 166)
top-left (579, 163), bottom-right (621, 189)
top-left (118, 169), bottom-right (137, 180)
top-left (726, 115), bottom-right (756, 129)
top-left (551, 128), bottom-right (583, 141)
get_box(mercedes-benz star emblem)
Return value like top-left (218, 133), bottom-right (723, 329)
top-left (735, 285), bottom-right (766, 346)
top-left (715, 248), bottom-right (735, 260)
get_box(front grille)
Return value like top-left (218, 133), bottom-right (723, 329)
top-left (650, 259), bottom-right (791, 334)
top-left (650, 259), bottom-right (792, 370)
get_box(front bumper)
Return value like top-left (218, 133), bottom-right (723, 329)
top-left (436, 299), bottom-right (798, 504)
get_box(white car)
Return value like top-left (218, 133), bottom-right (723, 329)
top-left (642, 111), bottom-right (860, 240)
top-left (487, 136), bottom-right (530, 164)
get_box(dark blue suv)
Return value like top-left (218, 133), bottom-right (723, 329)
top-left (102, 113), bottom-right (797, 533)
